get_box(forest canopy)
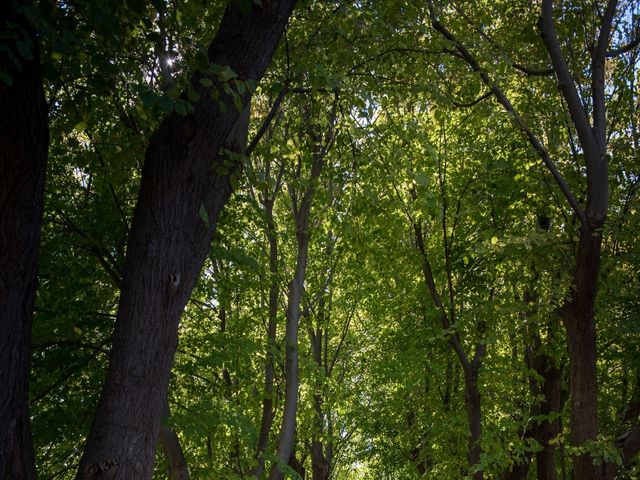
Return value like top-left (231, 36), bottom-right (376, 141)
top-left (0, 0), bottom-right (639, 479)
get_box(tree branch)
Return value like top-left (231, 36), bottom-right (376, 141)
top-left (607, 35), bottom-right (640, 57)
top-left (427, 1), bottom-right (588, 225)
top-left (538, 0), bottom-right (601, 166)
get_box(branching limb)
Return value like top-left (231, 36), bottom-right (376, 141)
top-left (427, 0), bottom-right (587, 225)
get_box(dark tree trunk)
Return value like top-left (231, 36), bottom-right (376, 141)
top-left (76, 2), bottom-right (296, 478)
top-left (533, 359), bottom-right (562, 480)
top-left (560, 225), bottom-right (602, 480)
top-left (539, 2), bottom-right (615, 476)
top-left (464, 372), bottom-right (482, 480)
top-left (159, 425), bottom-right (189, 480)
top-left (0, 1), bottom-right (48, 478)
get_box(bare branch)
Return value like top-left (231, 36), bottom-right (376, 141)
top-left (451, 91), bottom-right (492, 108)
top-left (246, 86), bottom-right (289, 157)
top-left (607, 35), bottom-right (640, 57)
top-left (512, 63), bottom-right (554, 76)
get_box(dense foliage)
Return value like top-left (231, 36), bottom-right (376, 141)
top-left (1, 0), bottom-right (639, 478)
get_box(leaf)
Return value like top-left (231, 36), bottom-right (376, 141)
top-left (73, 121), bottom-right (87, 132)
top-left (219, 65), bottom-right (237, 82)
top-left (415, 172), bottom-right (429, 187)
top-left (198, 204), bottom-right (210, 228)
top-left (73, 326), bottom-right (82, 335)
top-left (16, 35), bottom-right (34, 60)
top-left (491, 236), bottom-right (498, 245)
top-left (0, 70), bottom-right (13, 86)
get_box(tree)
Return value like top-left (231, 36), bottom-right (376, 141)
top-left (10, 0), bottom-right (640, 478)
top-left (0, 1), bottom-right (48, 478)
top-left (76, 2), bottom-right (296, 478)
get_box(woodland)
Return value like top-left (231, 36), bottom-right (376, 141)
top-left (1, 0), bottom-right (639, 479)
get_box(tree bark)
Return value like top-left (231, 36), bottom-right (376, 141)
top-left (76, 2), bottom-right (296, 478)
top-left (253, 196), bottom-right (279, 478)
top-left (269, 126), bottom-right (327, 480)
top-left (0, 1), bottom-right (48, 478)
top-left (463, 370), bottom-right (482, 480)
top-left (539, 2), bottom-right (616, 477)
top-left (159, 425), bottom-right (189, 480)
top-left (532, 354), bottom-right (562, 480)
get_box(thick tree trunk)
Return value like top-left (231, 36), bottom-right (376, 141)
top-left (0, 1), bottom-right (48, 478)
top-left (562, 225), bottom-right (602, 480)
top-left (464, 372), bottom-right (482, 480)
top-left (76, 2), bottom-right (296, 478)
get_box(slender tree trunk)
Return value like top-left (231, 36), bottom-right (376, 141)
top-left (0, 1), bottom-right (48, 477)
top-left (76, 2), bottom-right (296, 478)
top-left (159, 425), bottom-right (189, 480)
top-left (159, 399), bottom-right (189, 480)
top-left (311, 393), bottom-right (329, 480)
top-left (268, 222), bottom-right (311, 480)
top-left (269, 133), bottom-right (327, 480)
top-left (253, 198), bottom-right (279, 478)
top-left (533, 357), bottom-right (562, 480)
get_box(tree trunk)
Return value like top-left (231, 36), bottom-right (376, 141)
top-left (159, 425), bottom-right (189, 480)
top-left (562, 225), bottom-right (602, 480)
top-left (160, 424), bottom-right (189, 480)
top-left (464, 372), bottom-right (482, 480)
top-left (253, 198), bottom-right (279, 478)
top-left (268, 223), bottom-right (311, 480)
top-left (311, 394), bottom-right (329, 480)
top-left (76, 2), bottom-right (296, 478)
top-left (269, 131), bottom-right (326, 480)
top-left (0, 1), bottom-right (48, 478)
top-left (539, 2), bottom-right (614, 476)
top-left (533, 359), bottom-right (562, 480)
top-left (159, 399), bottom-right (189, 480)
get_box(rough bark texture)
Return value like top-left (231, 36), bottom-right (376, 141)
top-left (539, 2), bottom-right (615, 477)
top-left (159, 424), bottom-right (189, 480)
top-left (76, 2), bottom-right (296, 478)
top-left (0, 1), bottom-right (48, 478)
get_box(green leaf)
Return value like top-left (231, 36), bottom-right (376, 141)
top-left (198, 204), bottom-right (210, 228)
top-left (0, 70), bottom-right (13, 86)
